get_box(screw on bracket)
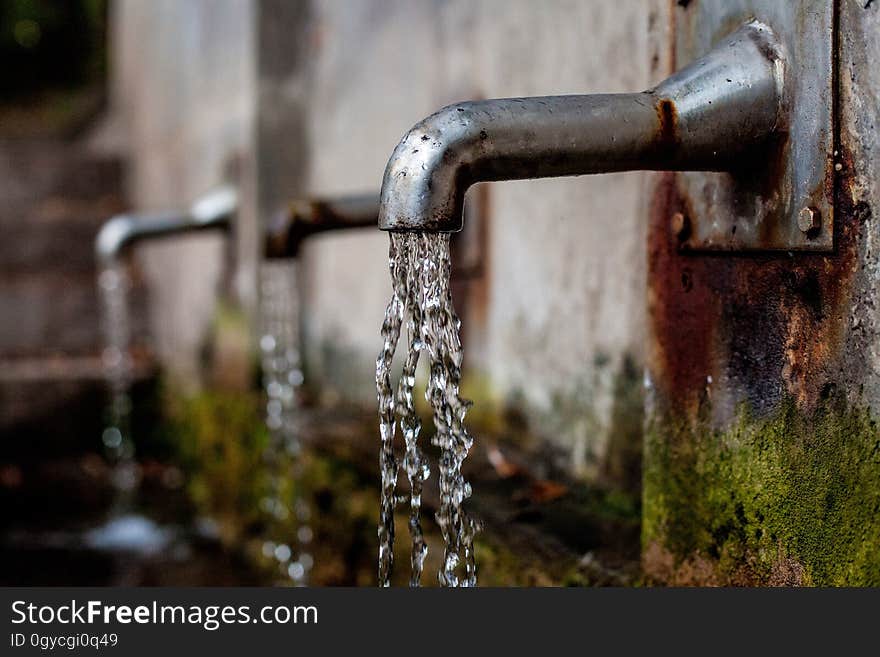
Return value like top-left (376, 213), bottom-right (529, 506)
top-left (798, 207), bottom-right (822, 234)
top-left (671, 211), bottom-right (690, 240)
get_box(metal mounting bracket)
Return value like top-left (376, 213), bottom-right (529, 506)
top-left (674, 0), bottom-right (836, 252)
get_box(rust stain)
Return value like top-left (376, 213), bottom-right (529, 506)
top-left (654, 98), bottom-right (680, 159)
top-left (451, 184), bottom-right (491, 360)
top-left (648, 171), bottom-right (717, 420)
top-left (466, 184), bottom-right (492, 342)
top-left (648, 149), bottom-right (862, 419)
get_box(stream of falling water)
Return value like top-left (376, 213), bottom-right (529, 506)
top-left (97, 264), bottom-right (138, 494)
top-left (377, 232), bottom-right (478, 587)
top-left (259, 260), bottom-right (313, 585)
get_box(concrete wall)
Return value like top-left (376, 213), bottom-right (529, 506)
top-left (112, 0), bottom-right (256, 385)
top-left (114, 0), bottom-right (656, 479)
top-left (300, 0), bottom-right (654, 479)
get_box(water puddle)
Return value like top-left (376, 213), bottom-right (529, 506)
top-left (377, 232), bottom-right (479, 587)
top-left (83, 514), bottom-right (174, 556)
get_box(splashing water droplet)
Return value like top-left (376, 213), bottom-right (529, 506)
top-left (102, 427), bottom-right (123, 449)
top-left (297, 525), bottom-right (313, 544)
top-left (288, 561), bottom-right (306, 581)
top-left (274, 543), bottom-right (292, 562)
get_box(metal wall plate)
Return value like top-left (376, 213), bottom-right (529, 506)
top-left (674, 0), bottom-right (835, 252)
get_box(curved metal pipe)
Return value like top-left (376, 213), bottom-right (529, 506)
top-left (264, 193), bottom-right (380, 258)
top-left (379, 21), bottom-right (785, 232)
top-left (95, 186), bottom-right (238, 267)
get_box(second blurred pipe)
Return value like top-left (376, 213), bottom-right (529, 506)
top-left (264, 194), bottom-right (380, 259)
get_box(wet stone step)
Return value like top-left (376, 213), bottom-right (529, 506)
top-left (0, 376), bottom-right (107, 448)
top-left (0, 271), bottom-right (149, 356)
top-left (0, 217), bottom-right (112, 274)
top-left (0, 145), bottom-right (124, 209)
top-left (0, 366), bottom-right (156, 449)
top-left (0, 272), bottom-right (104, 355)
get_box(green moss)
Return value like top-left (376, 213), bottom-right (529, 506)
top-left (644, 399), bottom-right (880, 585)
top-left (162, 388), bottom-right (397, 584)
top-left (473, 535), bottom-right (558, 586)
top-left (167, 390), bottom-right (270, 543)
top-left (459, 372), bottom-right (506, 436)
top-left (163, 385), bottom-right (647, 585)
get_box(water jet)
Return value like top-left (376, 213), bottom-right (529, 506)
top-left (258, 192), bottom-right (380, 584)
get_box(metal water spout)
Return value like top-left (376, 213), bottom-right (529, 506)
top-left (95, 186), bottom-right (238, 267)
top-left (264, 194), bottom-right (379, 258)
top-left (378, 21), bottom-right (784, 233)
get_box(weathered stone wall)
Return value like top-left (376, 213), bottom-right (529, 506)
top-left (643, 1), bottom-right (880, 586)
top-left (299, 0), bottom-right (654, 480)
top-left (115, 0), bottom-right (655, 481)
top-left (111, 0), bottom-right (256, 386)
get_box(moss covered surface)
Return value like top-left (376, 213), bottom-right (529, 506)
top-left (163, 385), bottom-right (644, 585)
top-left (167, 389), bottom-right (382, 584)
top-left (169, 390), bottom-right (270, 545)
top-left (643, 399), bottom-right (880, 585)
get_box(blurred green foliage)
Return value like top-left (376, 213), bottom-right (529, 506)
top-left (164, 387), bottom-right (383, 585)
top-left (169, 390), bottom-right (270, 544)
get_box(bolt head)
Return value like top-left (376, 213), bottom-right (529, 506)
top-left (798, 207), bottom-right (821, 233)
top-left (671, 212), bottom-right (689, 239)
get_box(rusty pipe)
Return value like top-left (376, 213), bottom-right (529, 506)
top-left (95, 186), bottom-right (237, 267)
top-left (379, 21), bottom-right (785, 232)
top-left (264, 193), bottom-right (380, 258)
